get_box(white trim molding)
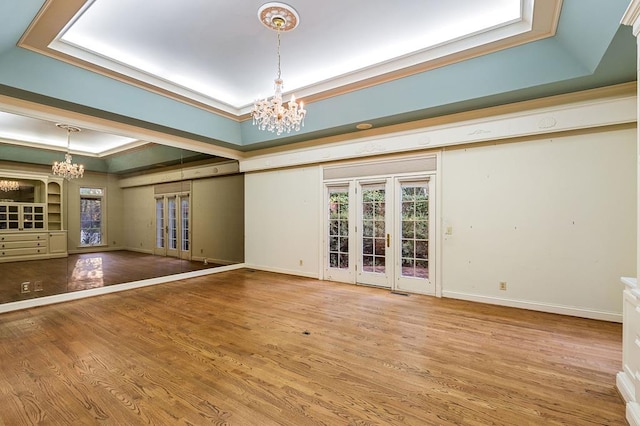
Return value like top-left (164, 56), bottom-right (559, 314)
top-left (0, 263), bottom-right (246, 314)
top-left (622, 0), bottom-right (640, 36)
top-left (240, 89), bottom-right (637, 172)
top-left (243, 264), bottom-right (320, 280)
top-left (442, 290), bottom-right (623, 322)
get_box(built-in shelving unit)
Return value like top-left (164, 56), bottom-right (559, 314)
top-left (47, 181), bottom-right (62, 230)
top-left (0, 172), bottom-right (67, 262)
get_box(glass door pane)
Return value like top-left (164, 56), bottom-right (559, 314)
top-left (324, 184), bottom-right (354, 283)
top-left (155, 197), bottom-right (165, 252)
top-left (328, 187), bottom-right (349, 270)
top-left (395, 178), bottom-right (435, 295)
top-left (357, 181), bottom-right (391, 288)
top-left (167, 196), bottom-right (178, 255)
top-left (180, 195), bottom-right (190, 258)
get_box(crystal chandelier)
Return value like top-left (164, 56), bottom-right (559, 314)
top-left (0, 180), bottom-right (19, 192)
top-left (252, 3), bottom-right (306, 135)
top-left (52, 124), bottom-right (84, 180)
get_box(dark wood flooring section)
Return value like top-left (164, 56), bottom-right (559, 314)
top-left (0, 251), bottom-right (221, 304)
top-left (0, 269), bottom-right (626, 425)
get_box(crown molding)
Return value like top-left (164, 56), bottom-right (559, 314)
top-left (622, 0), bottom-right (640, 36)
top-left (239, 83), bottom-right (637, 172)
top-left (20, 0), bottom-right (562, 120)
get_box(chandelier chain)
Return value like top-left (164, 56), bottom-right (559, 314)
top-left (276, 28), bottom-right (282, 81)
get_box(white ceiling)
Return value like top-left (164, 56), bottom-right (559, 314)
top-left (4, 0), bottom-right (562, 156)
top-left (0, 111), bottom-right (142, 156)
top-left (52, 0), bottom-right (527, 113)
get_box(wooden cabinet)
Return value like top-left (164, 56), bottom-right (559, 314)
top-left (0, 203), bottom-right (45, 231)
top-left (618, 277), bottom-right (640, 426)
top-left (48, 231), bottom-right (67, 255)
top-left (0, 232), bottom-right (47, 258)
top-left (0, 174), bottom-right (67, 262)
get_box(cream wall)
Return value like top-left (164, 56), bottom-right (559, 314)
top-left (440, 127), bottom-right (636, 319)
top-left (121, 174), bottom-right (244, 264)
top-left (122, 185), bottom-right (155, 253)
top-left (245, 166), bottom-right (321, 277)
top-left (192, 174), bottom-right (244, 264)
top-left (243, 125), bottom-right (636, 320)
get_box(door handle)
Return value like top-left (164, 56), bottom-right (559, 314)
top-left (386, 233), bottom-right (390, 247)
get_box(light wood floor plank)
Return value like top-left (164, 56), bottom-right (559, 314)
top-left (0, 269), bottom-right (626, 425)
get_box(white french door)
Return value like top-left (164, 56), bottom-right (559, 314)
top-left (357, 180), bottom-right (392, 288)
top-left (324, 175), bottom-right (436, 295)
top-left (154, 193), bottom-right (191, 259)
top-left (394, 178), bottom-right (435, 294)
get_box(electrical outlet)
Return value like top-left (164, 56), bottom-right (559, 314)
top-left (299, 259), bottom-right (303, 266)
top-left (21, 282), bottom-right (30, 293)
top-left (499, 281), bottom-right (507, 291)
top-left (34, 281), bottom-right (43, 292)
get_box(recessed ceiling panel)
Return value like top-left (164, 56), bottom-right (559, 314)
top-left (0, 111), bottom-right (141, 155)
top-left (52, 0), bottom-right (526, 112)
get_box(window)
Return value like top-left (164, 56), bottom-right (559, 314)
top-left (80, 187), bottom-right (104, 246)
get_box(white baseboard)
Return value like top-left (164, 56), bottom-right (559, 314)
top-left (618, 371), bottom-right (637, 404)
top-left (0, 263), bottom-right (246, 314)
top-left (68, 246), bottom-right (129, 254)
top-left (442, 291), bottom-right (622, 322)
top-left (120, 247), bottom-right (153, 255)
top-left (191, 256), bottom-right (239, 266)
top-left (244, 264), bottom-right (320, 279)
top-left (629, 403), bottom-right (640, 426)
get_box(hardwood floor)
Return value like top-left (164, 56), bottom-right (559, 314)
top-left (0, 251), bottom-right (222, 304)
top-left (0, 269), bottom-right (625, 425)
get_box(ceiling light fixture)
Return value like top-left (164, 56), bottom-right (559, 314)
top-left (0, 180), bottom-right (19, 192)
top-left (52, 124), bottom-right (84, 180)
top-left (252, 2), bottom-right (306, 135)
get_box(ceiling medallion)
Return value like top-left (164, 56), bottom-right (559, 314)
top-left (252, 2), bottom-right (306, 135)
top-left (52, 123), bottom-right (84, 180)
top-left (258, 2), bottom-right (299, 31)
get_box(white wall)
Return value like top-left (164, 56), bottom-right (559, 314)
top-left (440, 128), bottom-right (636, 319)
top-left (245, 166), bottom-right (321, 277)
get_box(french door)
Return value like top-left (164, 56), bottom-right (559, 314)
top-left (324, 175), bottom-right (436, 295)
top-left (357, 181), bottom-right (392, 287)
top-left (154, 193), bottom-right (191, 259)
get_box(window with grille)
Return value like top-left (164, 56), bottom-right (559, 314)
top-left (79, 187), bottom-right (104, 246)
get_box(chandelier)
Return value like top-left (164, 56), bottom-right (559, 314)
top-left (252, 3), bottom-right (306, 135)
top-left (0, 180), bottom-right (19, 192)
top-left (52, 124), bottom-right (84, 180)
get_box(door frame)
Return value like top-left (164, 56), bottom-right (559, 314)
top-left (322, 168), bottom-right (441, 297)
top-left (356, 178), bottom-right (393, 288)
top-left (153, 192), bottom-right (192, 260)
